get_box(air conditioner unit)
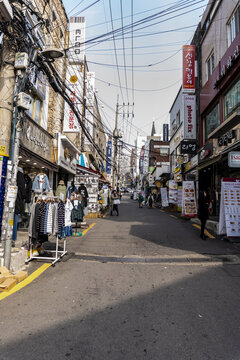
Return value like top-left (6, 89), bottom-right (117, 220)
top-left (0, 0), bottom-right (13, 22)
top-left (17, 92), bottom-right (32, 110)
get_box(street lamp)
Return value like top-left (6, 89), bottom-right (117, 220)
top-left (40, 48), bottom-right (64, 59)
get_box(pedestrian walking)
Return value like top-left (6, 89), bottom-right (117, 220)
top-left (110, 190), bottom-right (120, 216)
top-left (198, 190), bottom-right (209, 240)
top-left (138, 193), bottom-right (144, 208)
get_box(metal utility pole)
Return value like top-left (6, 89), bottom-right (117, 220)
top-left (112, 97), bottom-right (119, 189)
top-left (81, 55), bottom-right (86, 152)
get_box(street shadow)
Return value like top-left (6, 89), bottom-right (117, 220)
top-left (0, 263), bottom-right (240, 359)
top-left (103, 197), bottom-right (239, 256)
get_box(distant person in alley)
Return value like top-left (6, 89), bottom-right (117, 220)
top-left (198, 190), bottom-right (209, 240)
top-left (111, 190), bottom-right (120, 216)
top-left (138, 193), bottom-right (144, 208)
top-left (148, 193), bottom-right (153, 208)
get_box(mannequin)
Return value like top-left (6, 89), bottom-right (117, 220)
top-left (78, 182), bottom-right (88, 207)
top-left (66, 180), bottom-right (77, 198)
top-left (56, 180), bottom-right (67, 200)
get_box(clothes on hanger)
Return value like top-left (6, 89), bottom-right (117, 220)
top-left (32, 173), bottom-right (50, 193)
top-left (71, 198), bottom-right (84, 222)
top-left (24, 174), bottom-right (32, 205)
top-left (66, 183), bottom-right (77, 199)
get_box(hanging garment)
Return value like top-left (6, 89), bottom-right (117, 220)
top-left (24, 174), bottom-right (32, 204)
top-left (53, 203), bottom-right (58, 236)
top-left (32, 174), bottom-right (50, 193)
top-left (15, 171), bottom-right (27, 215)
top-left (47, 203), bottom-right (54, 234)
top-left (66, 185), bottom-right (77, 199)
top-left (58, 201), bottom-right (65, 234)
top-left (56, 184), bottom-right (67, 200)
top-left (71, 200), bottom-right (84, 222)
top-left (65, 199), bottom-right (73, 227)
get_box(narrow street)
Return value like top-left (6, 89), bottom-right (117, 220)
top-left (1, 195), bottom-right (240, 360)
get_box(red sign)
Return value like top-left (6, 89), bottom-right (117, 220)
top-left (183, 45), bottom-right (195, 93)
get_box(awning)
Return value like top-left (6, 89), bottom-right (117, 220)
top-left (198, 155), bottom-right (221, 170)
top-left (20, 145), bottom-right (58, 170)
top-left (208, 109), bottom-right (240, 139)
top-left (76, 164), bottom-right (101, 177)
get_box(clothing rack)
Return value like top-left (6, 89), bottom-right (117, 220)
top-left (26, 235), bottom-right (67, 266)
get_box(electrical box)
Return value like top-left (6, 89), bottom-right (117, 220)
top-left (14, 53), bottom-right (28, 69)
top-left (0, 0), bottom-right (13, 22)
top-left (17, 93), bottom-right (32, 110)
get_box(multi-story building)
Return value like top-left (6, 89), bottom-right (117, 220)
top-left (199, 0), bottom-right (240, 215)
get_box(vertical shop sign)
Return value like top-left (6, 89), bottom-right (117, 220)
top-left (177, 186), bottom-right (182, 212)
top-left (106, 139), bottom-right (112, 174)
top-left (163, 124), bottom-right (169, 142)
top-left (182, 45), bottom-right (195, 93)
top-left (63, 67), bottom-right (82, 132)
top-left (182, 181), bottom-right (197, 217)
top-left (169, 180), bottom-right (178, 204)
top-left (183, 94), bottom-right (196, 140)
top-left (219, 178), bottom-right (240, 237)
top-left (161, 187), bottom-right (169, 207)
top-left (69, 17), bottom-right (86, 64)
top-left (0, 156), bottom-right (8, 236)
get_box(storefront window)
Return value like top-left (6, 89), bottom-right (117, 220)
top-left (224, 78), bottom-right (240, 118)
top-left (26, 97), bottom-right (42, 125)
top-left (205, 103), bottom-right (219, 139)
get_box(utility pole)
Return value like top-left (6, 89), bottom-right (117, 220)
top-left (81, 55), bottom-right (86, 153)
top-left (112, 97), bottom-right (119, 189)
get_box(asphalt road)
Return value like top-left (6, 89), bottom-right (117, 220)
top-left (1, 195), bottom-right (240, 360)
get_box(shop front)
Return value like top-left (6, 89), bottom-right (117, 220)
top-left (16, 116), bottom-right (57, 233)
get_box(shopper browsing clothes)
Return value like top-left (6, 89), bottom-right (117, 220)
top-left (198, 191), bottom-right (209, 240)
top-left (110, 190), bottom-right (120, 216)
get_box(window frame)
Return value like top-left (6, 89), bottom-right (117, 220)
top-left (206, 50), bottom-right (214, 81)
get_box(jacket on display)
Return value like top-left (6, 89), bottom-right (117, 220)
top-left (71, 200), bottom-right (83, 222)
top-left (15, 171), bottom-right (26, 215)
top-left (24, 174), bottom-right (32, 203)
top-left (78, 184), bottom-right (88, 207)
top-left (66, 185), bottom-right (77, 198)
top-left (32, 174), bottom-right (50, 193)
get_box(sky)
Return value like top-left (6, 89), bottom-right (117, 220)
top-left (62, 0), bottom-right (209, 148)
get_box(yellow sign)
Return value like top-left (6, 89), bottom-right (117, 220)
top-left (70, 75), bottom-right (78, 83)
top-left (0, 145), bottom-right (6, 156)
top-left (9, 219), bottom-right (14, 226)
top-left (155, 181), bottom-right (161, 188)
top-left (175, 166), bottom-right (181, 174)
top-left (185, 161), bottom-right (191, 172)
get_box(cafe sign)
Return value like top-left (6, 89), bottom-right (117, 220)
top-left (228, 151), bottom-right (240, 168)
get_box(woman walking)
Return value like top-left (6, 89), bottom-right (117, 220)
top-left (198, 191), bottom-right (209, 240)
top-left (110, 190), bottom-right (119, 216)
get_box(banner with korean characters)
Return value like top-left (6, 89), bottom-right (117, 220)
top-left (177, 186), bottom-right (182, 212)
top-left (219, 178), bottom-right (240, 237)
top-left (169, 180), bottom-right (178, 204)
top-left (182, 181), bottom-right (197, 217)
top-left (161, 187), bottom-right (169, 207)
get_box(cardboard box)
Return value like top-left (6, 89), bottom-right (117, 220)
top-left (0, 278), bottom-right (17, 291)
top-left (14, 271), bottom-right (28, 283)
top-left (0, 266), bottom-right (10, 276)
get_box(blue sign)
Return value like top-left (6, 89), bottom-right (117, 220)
top-left (0, 156), bottom-right (8, 236)
top-left (106, 139), bottom-right (112, 174)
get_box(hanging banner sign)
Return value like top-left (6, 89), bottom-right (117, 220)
top-left (180, 140), bottom-right (197, 154)
top-left (106, 139), bottom-right (112, 174)
top-left (161, 187), bottom-right (169, 207)
top-left (69, 17), bottom-right (86, 64)
top-left (183, 94), bottom-right (196, 140)
top-left (182, 45), bottom-right (195, 93)
top-left (169, 180), bottom-right (178, 204)
top-left (182, 181), bottom-right (197, 217)
top-left (219, 178), bottom-right (240, 237)
top-left (177, 186), bottom-right (182, 212)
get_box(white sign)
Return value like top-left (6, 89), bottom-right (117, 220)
top-left (63, 66), bottom-right (82, 132)
top-left (69, 17), bottom-right (86, 64)
top-left (183, 94), bottom-right (196, 140)
top-left (84, 109), bottom-right (94, 147)
top-left (219, 178), bottom-right (240, 237)
top-left (169, 180), bottom-right (178, 204)
top-left (182, 181), bottom-right (197, 217)
top-left (86, 72), bottom-right (95, 107)
top-left (228, 152), bottom-right (240, 168)
top-left (161, 187), bottom-right (169, 207)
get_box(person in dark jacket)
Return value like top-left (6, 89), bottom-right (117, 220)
top-left (13, 171), bottom-right (27, 242)
top-left (198, 190), bottom-right (209, 240)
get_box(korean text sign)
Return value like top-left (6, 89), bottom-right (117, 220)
top-left (183, 45), bottom-right (195, 93)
